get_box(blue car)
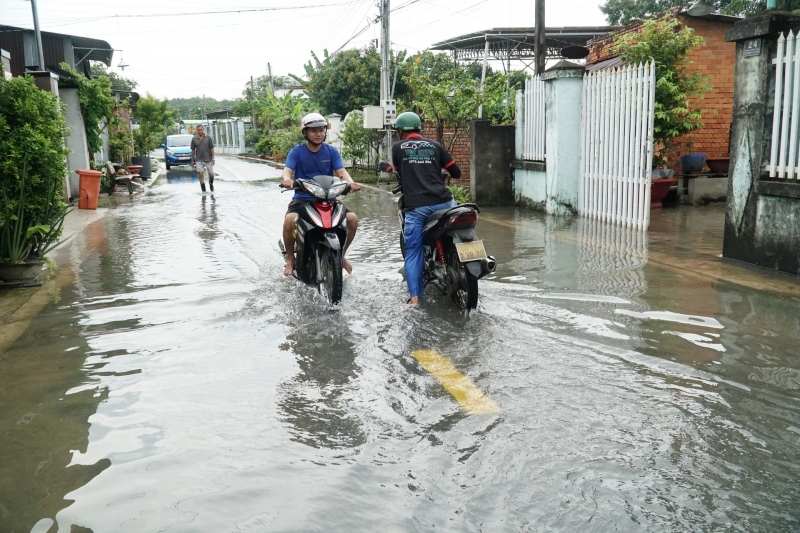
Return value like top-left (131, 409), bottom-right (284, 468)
top-left (164, 134), bottom-right (194, 169)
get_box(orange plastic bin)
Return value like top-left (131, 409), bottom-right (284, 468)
top-left (76, 169), bottom-right (102, 209)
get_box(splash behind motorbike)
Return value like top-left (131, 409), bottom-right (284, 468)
top-left (279, 176), bottom-right (353, 305)
top-left (393, 181), bottom-right (496, 311)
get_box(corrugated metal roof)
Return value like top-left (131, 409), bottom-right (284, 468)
top-left (0, 25), bottom-right (113, 75)
top-left (587, 56), bottom-right (629, 73)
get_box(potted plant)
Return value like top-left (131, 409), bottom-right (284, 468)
top-left (108, 101), bottom-right (134, 170)
top-left (0, 74), bottom-right (70, 286)
top-left (132, 94), bottom-right (177, 179)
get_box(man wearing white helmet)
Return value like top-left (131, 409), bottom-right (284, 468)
top-left (281, 112), bottom-right (360, 277)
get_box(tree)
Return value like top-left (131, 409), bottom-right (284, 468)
top-left (90, 62), bottom-right (138, 91)
top-left (600, 0), bottom-right (800, 25)
top-left (60, 63), bottom-right (116, 161)
top-left (408, 67), bottom-right (483, 151)
top-left (612, 15), bottom-right (711, 166)
top-left (133, 94), bottom-right (177, 156)
top-left (340, 111), bottom-right (382, 169)
top-left (296, 48), bottom-right (381, 115)
top-left (167, 96), bottom-right (236, 119)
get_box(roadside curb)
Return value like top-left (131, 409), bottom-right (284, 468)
top-left (236, 155), bottom-right (285, 170)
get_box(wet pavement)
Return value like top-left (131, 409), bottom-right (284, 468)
top-left (1, 156), bottom-right (799, 532)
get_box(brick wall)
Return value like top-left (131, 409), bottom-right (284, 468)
top-left (586, 11), bottom-right (736, 172)
top-left (421, 121), bottom-right (471, 186)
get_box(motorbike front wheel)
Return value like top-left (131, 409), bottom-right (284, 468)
top-left (448, 247), bottom-right (479, 311)
top-left (320, 248), bottom-right (343, 305)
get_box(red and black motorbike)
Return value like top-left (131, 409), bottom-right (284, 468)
top-left (393, 181), bottom-right (496, 311)
top-left (279, 175), bottom-right (354, 305)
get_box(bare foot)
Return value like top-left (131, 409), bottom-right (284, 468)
top-left (284, 262), bottom-right (294, 276)
top-left (342, 257), bottom-right (353, 274)
top-left (408, 296), bottom-right (420, 306)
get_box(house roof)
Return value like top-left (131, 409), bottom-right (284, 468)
top-left (0, 25), bottom-right (114, 66)
top-left (431, 26), bottom-right (621, 62)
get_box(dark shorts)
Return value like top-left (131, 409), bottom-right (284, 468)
top-left (286, 198), bottom-right (352, 216)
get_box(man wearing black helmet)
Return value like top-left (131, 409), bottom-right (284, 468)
top-left (281, 112), bottom-right (360, 277)
top-left (382, 111), bottom-right (462, 306)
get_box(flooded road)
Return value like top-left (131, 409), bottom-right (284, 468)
top-left (2, 157), bottom-right (799, 532)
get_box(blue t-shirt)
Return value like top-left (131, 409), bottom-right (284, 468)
top-left (285, 142), bottom-right (344, 201)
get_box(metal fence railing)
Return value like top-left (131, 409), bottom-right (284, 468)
top-left (579, 62), bottom-right (656, 230)
top-left (767, 31), bottom-right (800, 179)
top-left (520, 76), bottom-right (546, 162)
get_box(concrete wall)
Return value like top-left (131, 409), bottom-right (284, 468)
top-left (513, 167), bottom-right (547, 210)
top-left (723, 11), bottom-right (800, 275)
top-left (469, 119), bottom-right (515, 206)
top-left (513, 61), bottom-right (585, 216)
top-left (60, 87), bottom-right (90, 199)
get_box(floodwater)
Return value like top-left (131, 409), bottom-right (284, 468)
top-left (1, 157), bottom-right (799, 532)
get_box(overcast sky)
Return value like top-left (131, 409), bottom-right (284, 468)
top-left (2, 0), bottom-right (608, 100)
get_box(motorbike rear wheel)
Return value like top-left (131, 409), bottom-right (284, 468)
top-left (448, 247), bottom-right (479, 311)
top-left (320, 248), bottom-right (343, 305)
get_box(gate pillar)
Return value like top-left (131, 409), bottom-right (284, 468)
top-left (724, 10), bottom-right (800, 275)
top-left (542, 60), bottom-right (585, 216)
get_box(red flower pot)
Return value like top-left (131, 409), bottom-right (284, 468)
top-left (651, 177), bottom-right (677, 209)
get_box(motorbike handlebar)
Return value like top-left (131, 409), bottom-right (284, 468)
top-left (392, 186), bottom-right (402, 195)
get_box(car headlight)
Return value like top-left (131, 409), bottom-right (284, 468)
top-left (302, 180), bottom-right (326, 199)
top-left (328, 182), bottom-right (348, 198)
top-left (166, 150), bottom-right (175, 156)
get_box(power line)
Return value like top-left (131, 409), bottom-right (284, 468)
top-left (41, 2), bottom-right (356, 27)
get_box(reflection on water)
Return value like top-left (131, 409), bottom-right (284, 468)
top-left (576, 216), bottom-right (648, 300)
top-left (1, 169), bottom-right (799, 531)
top-left (278, 326), bottom-right (366, 449)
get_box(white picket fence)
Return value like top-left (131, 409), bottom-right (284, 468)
top-left (579, 62), bottom-right (656, 230)
top-left (767, 31), bottom-right (800, 179)
top-left (520, 76), bottom-right (546, 161)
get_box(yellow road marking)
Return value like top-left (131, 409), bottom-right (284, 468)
top-left (411, 349), bottom-right (500, 414)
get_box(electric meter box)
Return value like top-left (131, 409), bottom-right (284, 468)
top-left (363, 106), bottom-right (384, 129)
top-left (382, 99), bottom-right (397, 125)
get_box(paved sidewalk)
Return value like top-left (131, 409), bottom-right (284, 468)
top-left (0, 165), bottom-right (166, 352)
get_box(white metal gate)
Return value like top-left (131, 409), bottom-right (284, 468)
top-left (767, 31), bottom-right (800, 179)
top-left (579, 62), bottom-right (656, 229)
top-left (521, 76), bottom-right (546, 161)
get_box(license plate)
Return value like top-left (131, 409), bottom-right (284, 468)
top-left (455, 240), bottom-right (487, 262)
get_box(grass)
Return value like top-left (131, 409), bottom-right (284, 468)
top-left (349, 168), bottom-right (385, 184)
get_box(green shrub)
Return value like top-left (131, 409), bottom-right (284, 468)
top-left (447, 185), bottom-right (471, 205)
top-left (267, 129), bottom-right (305, 161)
top-left (0, 74), bottom-right (69, 262)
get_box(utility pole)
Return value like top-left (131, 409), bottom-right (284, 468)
top-left (202, 94), bottom-right (206, 121)
top-left (250, 76), bottom-right (258, 132)
top-left (534, 0), bottom-right (546, 75)
top-left (267, 62), bottom-right (275, 94)
top-left (30, 0), bottom-right (45, 70)
top-left (379, 0), bottom-right (393, 163)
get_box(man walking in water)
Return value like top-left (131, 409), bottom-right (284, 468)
top-left (190, 125), bottom-right (215, 194)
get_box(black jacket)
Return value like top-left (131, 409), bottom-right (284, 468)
top-left (391, 134), bottom-right (461, 209)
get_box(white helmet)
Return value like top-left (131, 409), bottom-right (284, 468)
top-left (301, 112), bottom-right (327, 132)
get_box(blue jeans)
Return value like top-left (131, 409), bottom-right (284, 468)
top-left (404, 199), bottom-right (457, 299)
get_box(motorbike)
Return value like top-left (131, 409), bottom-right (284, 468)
top-left (279, 175), bottom-right (355, 305)
top-left (392, 179), bottom-right (496, 311)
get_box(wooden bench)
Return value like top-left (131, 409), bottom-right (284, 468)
top-left (106, 161), bottom-right (135, 195)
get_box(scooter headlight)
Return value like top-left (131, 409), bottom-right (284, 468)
top-left (328, 182), bottom-right (348, 198)
top-left (302, 180), bottom-right (326, 199)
